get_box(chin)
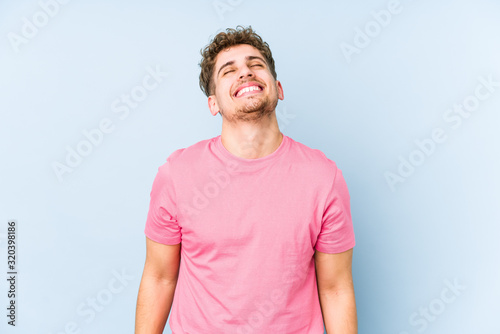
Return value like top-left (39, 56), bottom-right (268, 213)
top-left (239, 96), bottom-right (277, 115)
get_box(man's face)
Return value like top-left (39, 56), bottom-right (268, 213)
top-left (208, 44), bottom-right (284, 122)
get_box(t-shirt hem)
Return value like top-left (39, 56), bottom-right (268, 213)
top-left (144, 228), bottom-right (181, 245)
top-left (315, 239), bottom-right (355, 254)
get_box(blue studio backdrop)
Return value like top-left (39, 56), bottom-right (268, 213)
top-left (1, 0), bottom-right (499, 333)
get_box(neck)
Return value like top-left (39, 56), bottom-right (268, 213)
top-left (220, 113), bottom-right (282, 160)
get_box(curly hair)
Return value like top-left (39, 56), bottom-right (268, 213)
top-left (199, 25), bottom-right (277, 97)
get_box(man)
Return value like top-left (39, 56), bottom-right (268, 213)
top-left (135, 26), bottom-right (357, 334)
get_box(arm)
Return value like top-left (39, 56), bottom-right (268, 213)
top-left (315, 248), bottom-right (357, 334)
top-left (135, 237), bottom-right (181, 334)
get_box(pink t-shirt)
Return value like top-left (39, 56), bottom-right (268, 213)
top-left (144, 133), bottom-right (355, 334)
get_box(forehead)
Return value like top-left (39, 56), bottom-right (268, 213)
top-left (214, 44), bottom-right (264, 68)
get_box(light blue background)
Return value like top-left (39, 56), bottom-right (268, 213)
top-left (1, 0), bottom-right (499, 333)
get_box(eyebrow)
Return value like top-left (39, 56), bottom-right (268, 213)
top-left (217, 56), bottom-right (267, 77)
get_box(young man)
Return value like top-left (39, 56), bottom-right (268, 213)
top-left (135, 26), bottom-right (357, 334)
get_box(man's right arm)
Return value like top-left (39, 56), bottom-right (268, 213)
top-left (135, 237), bottom-right (181, 334)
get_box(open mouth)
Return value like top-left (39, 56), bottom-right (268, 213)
top-left (234, 83), bottom-right (263, 98)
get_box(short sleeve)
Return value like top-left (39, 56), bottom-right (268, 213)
top-left (315, 165), bottom-right (355, 254)
top-left (144, 158), bottom-right (181, 245)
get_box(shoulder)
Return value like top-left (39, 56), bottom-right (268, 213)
top-left (287, 135), bottom-right (339, 174)
top-left (159, 136), bottom-right (216, 172)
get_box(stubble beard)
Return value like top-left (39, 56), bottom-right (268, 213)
top-left (220, 89), bottom-right (279, 124)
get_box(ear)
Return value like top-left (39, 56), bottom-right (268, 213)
top-left (276, 80), bottom-right (284, 100)
top-left (208, 95), bottom-right (220, 116)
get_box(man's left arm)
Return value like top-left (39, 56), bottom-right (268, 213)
top-left (315, 247), bottom-right (357, 334)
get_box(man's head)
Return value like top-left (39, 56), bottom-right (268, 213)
top-left (199, 26), bottom-right (283, 122)
top-left (199, 25), bottom-right (277, 98)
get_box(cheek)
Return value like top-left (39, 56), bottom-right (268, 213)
top-left (222, 83), bottom-right (234, 98)
top-left (216, 86), bottom-right (231, 103)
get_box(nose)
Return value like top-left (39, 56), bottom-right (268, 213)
top-left (238, 64), bottom-right (254, 80)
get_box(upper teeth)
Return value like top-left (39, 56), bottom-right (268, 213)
top-left (236, 85), bottom-right (261, 97)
